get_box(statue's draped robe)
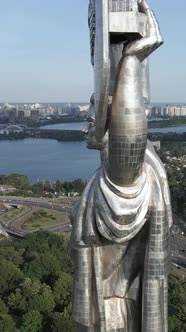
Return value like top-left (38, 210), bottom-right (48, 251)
top-left (71, 162), bottom-right (171, 332)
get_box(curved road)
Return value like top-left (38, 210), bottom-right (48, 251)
top-left (0, 198), bottom-right (72, 238)
top-left (8, 206), bottom-right (33, 227)
top-left (0, 198), bottom-right (71, 213)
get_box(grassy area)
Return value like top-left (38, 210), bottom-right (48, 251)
top-left (57, 229), bottom-right (71, 240)
top-left (0, 233), bottom-right (8, 240)
top-left (13, 208), bottom-right (69, 232)
top-left (1, 206), bottom-right (30, 224)
top-left (0, 203), bottom-right (7, 211)
top-left (54, 196), bottom-right (79, 206)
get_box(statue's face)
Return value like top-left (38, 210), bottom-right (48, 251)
top-left (82, 119), bottom-right (99, 150)
top-left (82, 118), bottom-right (108, 150)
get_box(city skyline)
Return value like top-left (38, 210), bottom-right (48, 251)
top-left (0, 0), bottom-right (185, 103)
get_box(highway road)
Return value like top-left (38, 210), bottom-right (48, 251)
top-left (0, 198), bottom-right (71, 213)
top-left (172, 255), bottom-right (186, 274)
top-left (0, 197), bottom-right (185, 274)
top-left (0, 197), bottom-right (72, 239)
top-left (8, 206), bottom-right (33, 227)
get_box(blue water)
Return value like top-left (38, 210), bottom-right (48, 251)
top-left (0, 139), bottom-right (99, 183)
top-left (40, 122), bottom-right (86, 130)
top-left (40, 122), bottom-right (186, 134)
top-left (0, 122), bottom-right (185, 183)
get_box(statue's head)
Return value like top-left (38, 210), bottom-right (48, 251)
top-left (82, 118), bottom-right (108, 150)
top-left (82, 94), bottom-right (108, 150)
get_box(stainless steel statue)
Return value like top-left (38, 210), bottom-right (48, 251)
top-left (71, 1), bottom-right (172, 331)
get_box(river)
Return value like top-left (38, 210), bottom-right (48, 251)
top-left (40, 122), bottom-right (86, 131)
top-left (0, 139), bottom-right (99, 183)
top-left (40, 122), bottom-right (186, 134)
top-left (0, 122), bottom-right (185, 183)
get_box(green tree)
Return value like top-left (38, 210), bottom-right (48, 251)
top-left (53, 273), bottom-right (73, 310)
top-left (0, 175), bottom-right (6, 184)
top-left (31, 182), bottom-right (44, 196)
top-left (49, 307), bottom-right (73, 332)
top-left (20, 310), bottom-right (43, 332)
top-left (0, 232), bottom-right (74, 331)
top-left (0, 246), bottom-right (24, 267)
top-left (24, 252), bottom-right (61, 284)
top-left (8, 278), bottom-right (55, 315)
top-left (0, 259), bottom-right (23, 297)
top-left (8, 288), bottom-right (27, 314)
top-left (61, 181), bottom-right (73, 194)
top-left (53, 180), bottom-right (62, 194)
top-left (4, 173), bottom-right (29, 190)
top-left (169, 275), bottom-right (186, 332)
top-left (0, 298), bottom-right (8, 315)
top-left (72, 178), bottom-right (86, 194)
top-left (169, 175), bottom-right (178, 189)
top-left (0, 314), bottom-right (17, 332)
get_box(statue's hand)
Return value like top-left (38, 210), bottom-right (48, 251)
top-left (124, 0), bottom-right (163, 62)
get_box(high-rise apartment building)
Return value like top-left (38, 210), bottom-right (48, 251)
top-left (17, 110), bottom-right (25, 122)
top-left (150, 105), bottom-right (186, 117)
top-left (8, 109), bottom-right (17, 123)
top-left (31, 110), bottom-right (40, 121)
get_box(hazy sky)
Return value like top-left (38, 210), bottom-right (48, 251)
top-left (0, 0), bottom-right (185, 103)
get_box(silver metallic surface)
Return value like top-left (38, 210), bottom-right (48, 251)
top-left (109, 11), bottom-right (146, 37)
top-left (109, 0), bottom-right (138, 12)
top-left (94, 0), bottom-right (110, 142)
top-left (72, 1), bottom-right (171, 331)
top-left (89, 0), bottom-right (148, 141)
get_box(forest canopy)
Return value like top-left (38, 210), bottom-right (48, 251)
top-left (0, 232), bottom-right (185, 331)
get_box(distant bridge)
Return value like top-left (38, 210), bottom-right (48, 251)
top-left (0, 124), bottom-right (30, 132)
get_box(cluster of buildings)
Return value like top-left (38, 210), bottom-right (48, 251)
top-left (0, 102), bottom-right (186, 124)
top-left (56, 104), bottom-right (88, 118)
top-left (150, 105), bottom-right (186, 118)
top-left (0, 103), bottom-right (89, 124)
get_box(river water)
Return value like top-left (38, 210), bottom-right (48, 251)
top-left (40, 122), bottom-right (86, 131)
top-left (0, 139), bottom-right (100, 183)
top-left (40, 122), bottom-right (186, 134)
top-left (0, 122), bottom-right (185, 183)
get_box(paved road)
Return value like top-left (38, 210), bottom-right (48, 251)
top-left (0, 226), bottom-right (26, 239)
top-left (0, 198), bottom-right (71, 213)
top-left (172, 255), bottom-right (186, 274)
top-left (0, 197), bottom-right (72, 239)
top-left (0, 209), bottom-right (8, 217)
top-left (8, 206), bottom-right (33, 226)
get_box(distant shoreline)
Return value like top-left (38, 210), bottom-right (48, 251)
top-left (0, 130), bottom-right (185, 143)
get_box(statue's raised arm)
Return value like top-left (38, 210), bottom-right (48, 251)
top-left (109, 0), bottom-right (163, 185)
top-left (91, 0), bottom-right (149, 141)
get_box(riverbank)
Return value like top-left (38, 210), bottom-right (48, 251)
top-left (149, 132), bottom-right (186, 142)
top-left (0, 129), bottom-right (85, 142)
top-left (0, 129), bottom-right (186, 142)
top-left (149, 117), bottom-right (186, 128)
